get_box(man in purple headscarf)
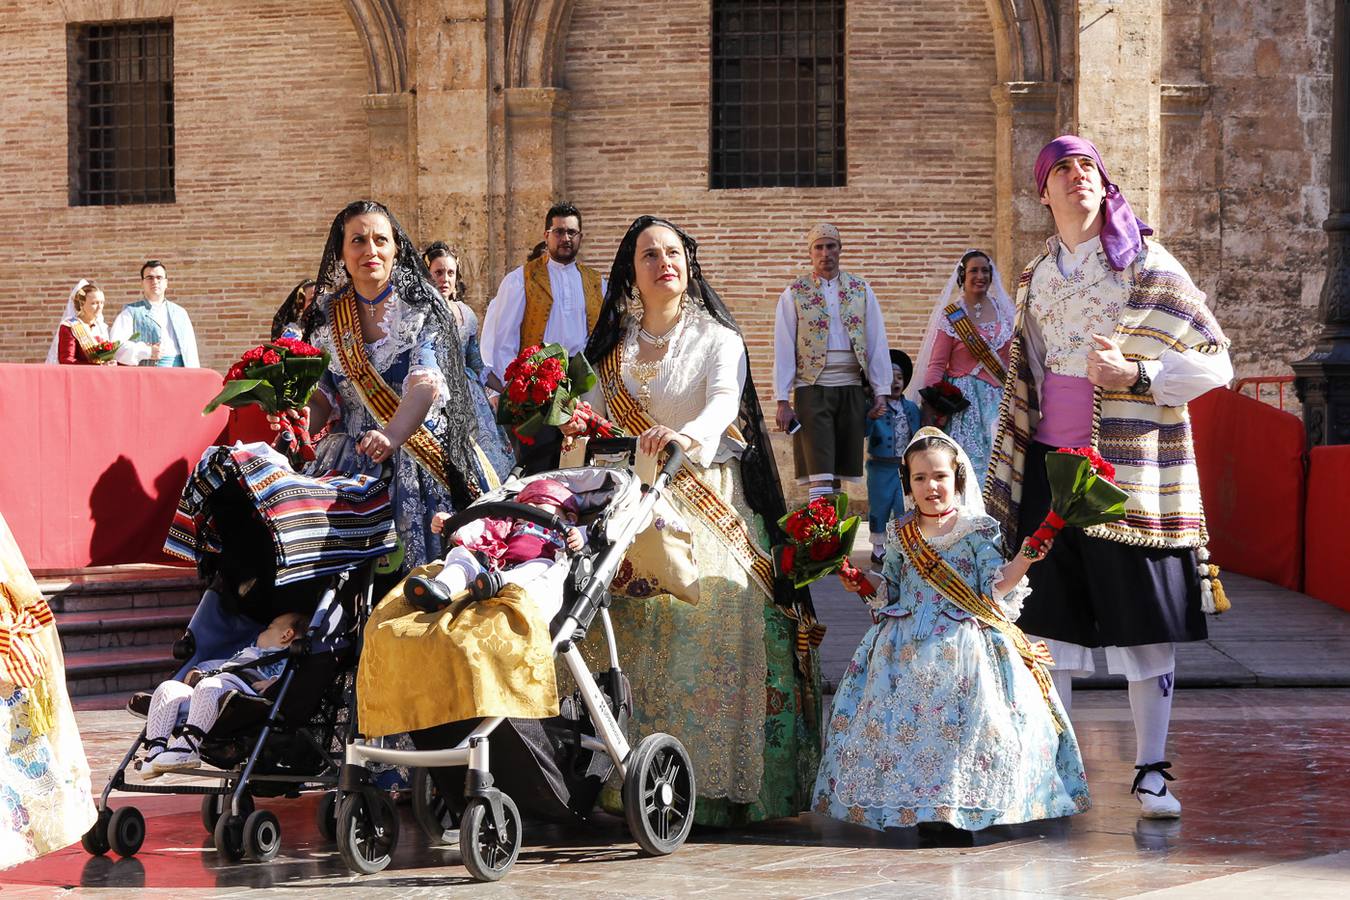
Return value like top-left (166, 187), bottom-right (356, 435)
top-left (986, 135), bottom-right (1234, 820)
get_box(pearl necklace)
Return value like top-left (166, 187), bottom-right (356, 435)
top-left (638, 314), bottom-right (683, 349)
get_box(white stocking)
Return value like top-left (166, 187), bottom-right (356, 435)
top-left (433, 546), bottom-right (485, 595)
top-left (146, 680), bottom-right (193, 744)
top-left (1050, 669), bottom-right (1074, 718)
top-left (807, 476), bottom-right (835, 501)
top-left (171, 675), bottom-right (237, 747)
top-left (1128, 673), bottom-right (1175, 794)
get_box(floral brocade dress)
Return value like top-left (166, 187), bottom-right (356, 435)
top-left (813, 511), bottom-right (1089, 831)
top-left (941, 316), bottom-right (1011, 488)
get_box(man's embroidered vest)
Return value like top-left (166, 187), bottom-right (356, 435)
top-left (124, 301), bottom-right (163, 345)
top-left (789, 272), bottom-right (869, 385)
top-left (520, 255), bottom-right (604, 350)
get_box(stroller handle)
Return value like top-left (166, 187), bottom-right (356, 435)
top-left (440, 501), bottom-right (572, 540)
top-left (655, 441), bottom-right (686, 486)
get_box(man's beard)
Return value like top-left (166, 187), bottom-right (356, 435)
top-left (550, 246), bottom-right (578, 264)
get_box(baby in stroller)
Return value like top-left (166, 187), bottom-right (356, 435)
top-left (403, 478), bottom-right (585, 618)
top-left (142, 610), bottom-right (309, 774)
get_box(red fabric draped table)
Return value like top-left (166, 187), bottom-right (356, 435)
top-left (0, 363), bottom-right (231, 570)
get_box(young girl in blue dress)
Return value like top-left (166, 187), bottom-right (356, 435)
top-left (814, 427), bottom-right (1089, 836)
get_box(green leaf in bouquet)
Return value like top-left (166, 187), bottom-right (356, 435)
top-left (566, 352), bottom-right (598, 395)
top-left (1079, 475), bottom-right (1129, 518)
top-left (832, 492), bottom-right (850, 520)
top-left (1044, 451), bottom-right (1093, 500)
top-left (513, 410), bottom-right (546, 437)
top-left (283, 355), bottom-right (328, 380)
top-left (248, 361), bottom-right (286, 383)
top-left (542, 390), bottom-right (571, 426)
top-left (202, 379), bottom-right (278, 415)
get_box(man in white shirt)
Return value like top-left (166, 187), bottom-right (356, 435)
top-left (110, 260), bottom-right (200, 367)
top-left (773, 223), bottom-right (891, 501)
top-left (481, 202), bottom-right (607, 471)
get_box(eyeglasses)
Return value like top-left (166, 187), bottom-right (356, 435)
top-left (548, 228), bottom-right (581, 239)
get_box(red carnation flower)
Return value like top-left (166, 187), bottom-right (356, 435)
top-left (529, 380), bottom-right (551, 404)
top-left (262, 350), bottom-right (281, 366)
top-left (808, 536), bottom-right (842, 562)
top-left (507, 379), bottom-right (529, 404)
top-left (520, 345), bottom-right (542, 359)
top-left (539, 357), bottom-right (564, 379)
top-left (241, 346), bottom-right (266, 363)
top-left (779, 544), bottom-right (796, 572)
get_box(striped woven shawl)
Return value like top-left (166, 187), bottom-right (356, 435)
top-left (985, 240), bottom-right (1229, 553)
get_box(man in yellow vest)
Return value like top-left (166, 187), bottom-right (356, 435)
top-left (481, 201), bottom-right (607, 471)
top-left (773, 223), bottom-right (892, 501)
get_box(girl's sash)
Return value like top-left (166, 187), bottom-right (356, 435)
top-left (69, 319), bottom-right (102, 359)
top-left (331, 288), bottom-right (495, 492)
top-left (943, 303), bottom-right (1007, 383)
top-left (598, 349), bottom-right (826, 670)
top-left (895, 516), bottom-right (1065, 733)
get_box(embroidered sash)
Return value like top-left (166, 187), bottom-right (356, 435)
top-left (597, 350), bottom-right (826, 659)
top-left (69, 320), bottom-right (102, 359)
top-left (0, 594), bottom-right (54, 688)
top-left (521, 255), bottom-right (604, 351)
top-left (330, 288), bottom-right (470, 494)
top-left (943, 303), bottom-right (1007, 383)
top-left (895, 517), bottom-right (1065, 733)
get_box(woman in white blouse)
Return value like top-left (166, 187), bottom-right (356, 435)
top-left (565, 216), bottom-right (822, 826)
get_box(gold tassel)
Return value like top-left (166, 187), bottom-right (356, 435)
top-left (25, 676), bottom-right (56, 740)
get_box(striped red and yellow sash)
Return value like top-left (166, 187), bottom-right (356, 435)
top-left (70, 319), bottom-right (103, 358)
top-left (0, 593), bottom-right (54, 688)
top-left (943, 302), bottom-right (1007, 384)
top-left (896, 517), bottom-right (1065, 733)
top-left (330, 288), bottom-right (479, 493)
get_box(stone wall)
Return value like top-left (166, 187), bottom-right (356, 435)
top-left (0, 0), bottom-right (371, 370)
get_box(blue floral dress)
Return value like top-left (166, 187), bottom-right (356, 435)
top-left (813, 511), bottom-right (1090, 831)
top-left (453, 301), bottom-right (514, 481)
top-left (310, 292), bottom-right (469, 569)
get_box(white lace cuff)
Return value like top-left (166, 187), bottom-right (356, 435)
top-left (865, 582), bottom-right (890, 611)
top-left (996, 575), bottom-right (1032, 620)
top-left (403, 366), bottom-right (449, 407)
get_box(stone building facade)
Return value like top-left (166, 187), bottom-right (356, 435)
top-left (0, 0), bottom-right (1330, 387)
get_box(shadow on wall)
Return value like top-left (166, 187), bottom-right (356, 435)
top-left (88, 455), bottom-right (190, 566)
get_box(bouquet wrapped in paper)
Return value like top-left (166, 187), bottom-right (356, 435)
top-left (772, 494), bottom-right (875, 600)
top-left (203, 337), bottom-right (331, 468)
top-left (496, 343), bottom-right (622, 445)
top-left (1022, 446), bottom-right (1129, 558)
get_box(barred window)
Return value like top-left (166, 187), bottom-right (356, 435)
top-left (67, 20), bottom-right (175, 206)
top-left (711, 0), bottom-right (846, 189)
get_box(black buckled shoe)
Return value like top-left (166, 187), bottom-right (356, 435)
top-left (404, 575), bottom-right (453, 612)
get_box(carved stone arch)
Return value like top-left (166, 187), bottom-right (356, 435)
top-left (985, 0), bottom-right (1062, 84)
top-left (506, 0), bottom-right (575, 89)
top-left (340, 0), bottom-right (407, 94)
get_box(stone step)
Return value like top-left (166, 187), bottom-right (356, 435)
top-left (38, 564), bottom-right (204, 614)
top-left (55, 604), bottom-right (195, 653)
top-left (63, 646), bottom-right (181, 697)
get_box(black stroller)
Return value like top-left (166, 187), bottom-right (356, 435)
top-left (335, 438), bottom-right (697, 881)
top-left (80, 444), bottom-right (396, 862)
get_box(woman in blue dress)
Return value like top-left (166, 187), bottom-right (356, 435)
top-left (297, 200), bottom-right (488, 569)
top-left (815, 428), bottom-right (1089, 836)
top-left (423, 241), bottom-right (515, 481)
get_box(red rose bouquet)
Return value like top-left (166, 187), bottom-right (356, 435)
top-left (496, 343), bottom-right (622, 445)
top-left (203, 337), bottom-right (331, 468)
top-left (918, 379), bottom-right (970, 417)
top-left (86, 339), bottom-right (121, 364)
top-left (1022, 446), bottom-right (1129, 558)
top-left (772, 494), bottom-right (874, 598)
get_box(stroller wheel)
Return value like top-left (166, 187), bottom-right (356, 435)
top-left (622, 733), bottom-right (696, 856)
top-left (201, 793), bottom-right (254, 835)
top-left (336, 790), bottom-right (400, 875)
top-left (458, 794), bottom-right (521, 882)
top-left (213, 812), bottom-right (246, 861)
top-left (315, 790), bottom-right (339, 842)
top-left (243, 809), bottom-right (283, 862)
top-left (81, 809), bottom-right (113, 856)
top-left (108, 807), bottom-right (146, 858)
top-left (411, 768), bottom-right (457, 845)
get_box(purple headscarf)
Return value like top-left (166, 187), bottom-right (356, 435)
top-left (1034, 134), bottom-right (1153, 272)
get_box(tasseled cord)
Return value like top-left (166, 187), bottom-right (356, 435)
top-left (1196, 546), bottom-right (1230, 614)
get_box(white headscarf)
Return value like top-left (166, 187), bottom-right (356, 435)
top-left (898, 426), bottom-right (988, 520)
top-left (906, 250), bottom-right (1015, 403)
top-left (46, 280), bottom-right (108, 365)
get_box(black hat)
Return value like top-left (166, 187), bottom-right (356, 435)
top-left (889, 349), bottom-right (913, 391)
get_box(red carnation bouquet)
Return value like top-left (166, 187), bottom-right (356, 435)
top-left (772, 494), bottom-right (874, 599)
top-left (203, 337), bottom-right (331, 468)
top-left (496, 343), bottom-right (622, 445)
top-left (1022, 446), bottom-right (1129, 558)
top-left (86, 339), bottom-right (121, 364)
top-left (918, 379), bottom-right (970, 419)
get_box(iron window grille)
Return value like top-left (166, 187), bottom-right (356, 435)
top-left (711, 0), bottom-right (846, 189)
top-left (68, 20), bottom-right (175, 206)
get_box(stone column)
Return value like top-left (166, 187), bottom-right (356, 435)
top-left (365, 93), bottom-right (417, 227)
top-left (1072, 0), bottom-right (1163, 225)
top-left (504, 87), bottom-right (571, 268)
top-left (1294, 0), bottom-right (1350, 446)
top-left (992, 80), bottom-right (1060, 280)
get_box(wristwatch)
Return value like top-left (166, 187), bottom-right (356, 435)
top-left (1129, 360), bottom-right (1152, 395)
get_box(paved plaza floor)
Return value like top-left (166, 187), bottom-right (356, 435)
top-left (5, 571), bottom-right (1349, 897)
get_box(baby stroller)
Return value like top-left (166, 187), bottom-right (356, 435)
top-left (81, 443), bottom-right (396, 862)
top-left (336, 438), bottom-right (696, 882)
